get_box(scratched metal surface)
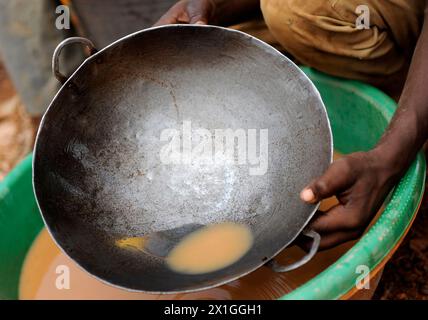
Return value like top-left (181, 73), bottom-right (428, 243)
top-left (33, 25), bottom-right (332, 293)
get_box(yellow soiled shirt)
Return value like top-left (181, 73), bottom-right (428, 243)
top-left (260, 0), bottom-right (424, 89)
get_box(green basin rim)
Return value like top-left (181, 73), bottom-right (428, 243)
top-left (281, 69), bottom-right (427, 300)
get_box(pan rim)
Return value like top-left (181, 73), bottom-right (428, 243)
top-left (32, 24), bottom-right (333, 294)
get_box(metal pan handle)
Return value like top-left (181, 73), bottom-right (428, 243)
top-left (266, 229), bottom-right (320, 273)
top-left (52, 37), bottom-right (97, 85)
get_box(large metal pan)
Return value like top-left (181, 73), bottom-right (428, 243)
top-left (33, 25), bottom-right (332, 293)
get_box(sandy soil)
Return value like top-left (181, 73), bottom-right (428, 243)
top-left (0, 63), bottom-right (36, 180)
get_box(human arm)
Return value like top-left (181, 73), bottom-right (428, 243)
top-left (300, 3), bottom-right (428, 250)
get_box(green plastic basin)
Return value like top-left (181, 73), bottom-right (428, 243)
top-left (0, 68), bottom-right (425, 300)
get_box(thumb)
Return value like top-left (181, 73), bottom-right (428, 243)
top-left (191, 17), bottom-right (208, 24)
top-left (188, 0), bottom-right (214, 24)
top-left (300, 158), bottom-right (354, 203)
top-left (188, 12), bottom-right (209, 24)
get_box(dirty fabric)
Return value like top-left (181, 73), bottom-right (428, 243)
top-left (259, 0), bottom-right (425, 92)
top-left (0, 0), bottom-right (82, 116)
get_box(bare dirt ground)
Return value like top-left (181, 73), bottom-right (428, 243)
top-left (0, 60), bottom-right (427, 299)
top-left (0, 62), bottom-right (35, 180)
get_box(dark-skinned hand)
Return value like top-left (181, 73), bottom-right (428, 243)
top-left (299, 149), bottom-right (401, 250)
top-left (154, 0), bottom-right (215, 26)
